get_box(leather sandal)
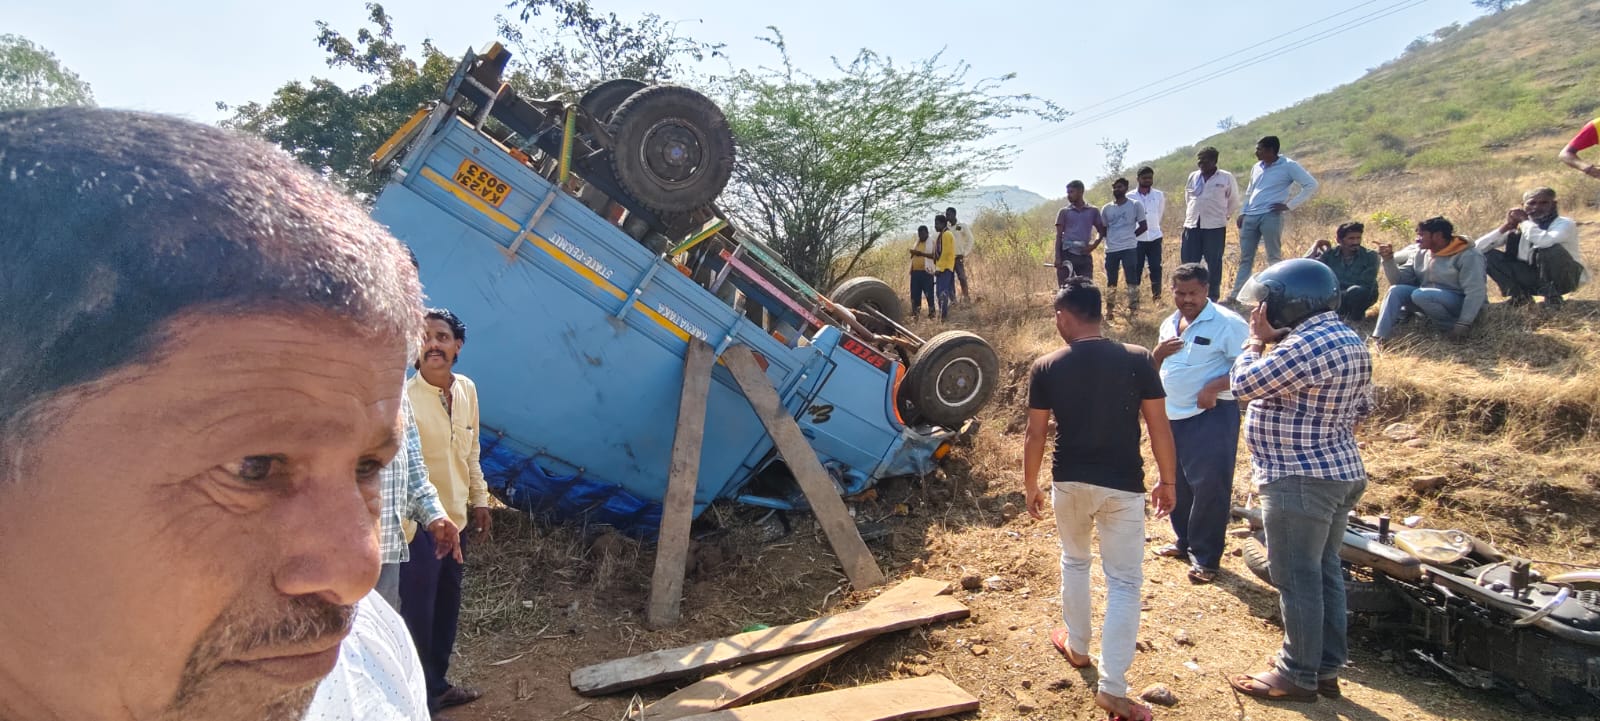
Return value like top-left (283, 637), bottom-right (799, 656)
top-left (1228, 670), bottom-right (1318, 703)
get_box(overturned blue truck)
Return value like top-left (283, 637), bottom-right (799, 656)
top-left (369, 44), bottom-right (997, 536)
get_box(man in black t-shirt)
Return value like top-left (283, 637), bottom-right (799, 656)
top-left (1023, 276), bottom-right (1178, 721)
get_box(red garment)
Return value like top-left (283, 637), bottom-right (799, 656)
top-left (1569, 119), bottom-right (1600, 152)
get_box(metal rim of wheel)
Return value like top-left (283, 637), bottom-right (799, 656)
top-left (935, 357), bottom-right (983, 408)
top-left (637, 118), bottom-right (707, 189)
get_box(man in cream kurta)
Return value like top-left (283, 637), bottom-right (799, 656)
top-left (399, 308), bottom-right (490, 715)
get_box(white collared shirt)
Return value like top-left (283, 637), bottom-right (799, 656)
top-left (1130, 187), bottom-right (1165, 241)
top-left (1474, 215), bottom-right (1589, 286)
top-left (305, 595), bottom-right (430, 720)
top-left (1183, 169), bottom-right (1241, 230)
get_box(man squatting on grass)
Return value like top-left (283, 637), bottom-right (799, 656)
top-left (1303, 222), bottom-right (1380, 323)
top-left (0, 108), bottom-right (432, 720)
top-left (1100, 177), bottom-right (1149, 316)
top-left (1372, 216), bottom-right (1487, 346)
top-left (1473, 187), bottom-right (1589, 307)
top-left (1227, 259), bottom-right (1374, 704)
top-left (1151, 263), bottom-right (1249, 584)
top-left (1023, 277), bottom-right (1177, 721)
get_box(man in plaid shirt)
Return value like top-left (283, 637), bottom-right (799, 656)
top-left (377, 395), bottom-right (461, 610)
top-left (1226, 259), bottom-right (1373, 705)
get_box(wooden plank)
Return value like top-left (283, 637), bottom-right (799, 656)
top-left (570, 596), bottom-right (968, 696)
top-left (670, 675), bottom-right (979, 721)
top-left (648, 338), bottom-right (717, 629)
top-left (642, 578), bottom-right (951, 720)
top-left (721, 345), bottom-right (886, 590)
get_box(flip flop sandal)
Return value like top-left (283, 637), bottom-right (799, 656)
top-left (1049, 628), bottom-right (1094, 668)
top-left (1152, 544), bottom-right (1186, 559)
top-left (1229, 670), bottom-right (1318, 703)
top-left (1187, 566), bottom-right (1218, 584)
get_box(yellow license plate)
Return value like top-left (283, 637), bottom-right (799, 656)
top-left (452, 159), bottom-right (511, 207)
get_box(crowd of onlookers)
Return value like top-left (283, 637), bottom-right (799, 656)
top-left (1016, 121), bottom-right (1597, 720)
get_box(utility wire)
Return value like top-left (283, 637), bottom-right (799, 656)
top-left (1000, 0), bottom-right (1430, 149)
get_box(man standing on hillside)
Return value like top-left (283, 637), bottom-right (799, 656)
top-left (402, 308), bottom-right (492, 715)
top-left (1055, 180), bottom-right (1105, 286)
top-left (1474, 187), bottom-right (1588, 307)
top-left (1101, 177), bottom-right (1149, 318)
top-left (908, 224), bottom-right (938, 320)
top-left (1228, 259), bottom-right (1372, 704)
top-left (1182, 147), bottom-right (1241, 300)
top-left (1304, 222), bottom-right (1380, 322)
top-left (1151, 263), bottom-right (1249, 585)
top-left (1024, 276), bottom-right (1177, 721)
top-left (1131, 167), bottom-right (1168, 301)
top-left (946, 207), bottom-right (977, 302)
top-left (1372, 216), bottom-right (1487, 347)
top-left (1558, 117), bottom-right (1600, 178)
top-left (1226, 136), bottom-right (1319, 303)
top-left (933, 214), bottom-right (958, 320)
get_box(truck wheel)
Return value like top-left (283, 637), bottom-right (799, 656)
top-left (904, 331), bottom-right (998, 428)
top-left (579, 79), bottom-right (647, 123)
top-left (608, 85), bottom-right (734, 214)
top-left (830, 277), bottom-right (904, 326)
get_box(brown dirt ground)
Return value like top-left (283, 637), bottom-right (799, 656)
top-left (439, 221), bottom-right (1600, 721)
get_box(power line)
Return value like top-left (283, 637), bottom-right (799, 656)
top-left (999, 0), bottom-right (1430, 149)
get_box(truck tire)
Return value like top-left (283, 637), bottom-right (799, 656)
top-left (608, 85), bottom-right (734, 214)
top-left (580, 79), bottom-right (647, 123)
top-left (904, 331), bottom-right (998, 428)
top-left (1243, 537), bottom-right (1274, 586)
top-left (830, 277), bottom-right (904, 325)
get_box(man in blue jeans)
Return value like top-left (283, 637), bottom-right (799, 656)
top-left (1227, 136), bottom-right (1319, 303)
top-left (1371, 216), bottom-right (1487, 348)
top-left (1151, 263), bottom-right (1248, 584)
top-left (1227, 259), bottom-right (1373, 704)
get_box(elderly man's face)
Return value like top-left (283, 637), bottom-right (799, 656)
top-left (1524, 193), bottom-right (1557, 223)
top-left (0, 311), bottom-right (406, 721)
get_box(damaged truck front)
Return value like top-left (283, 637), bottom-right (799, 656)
top-left (369, 43), bottom-right (998, 534)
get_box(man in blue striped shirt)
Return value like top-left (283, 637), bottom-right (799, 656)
top-left (1227, 136), bottom-right (1319, 302)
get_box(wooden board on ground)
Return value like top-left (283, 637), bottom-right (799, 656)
top-left (722, 345), bottom-right (886, 590)
top-left (668, 675), bottom-right (979, 721)
top-left (570, 595), bottom-right (968, 696)
top-left (641, 577), bottom-right (952, 720)
top-left (648, 338), bottom-right (716, 629)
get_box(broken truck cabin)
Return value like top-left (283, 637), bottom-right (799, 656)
top-left (369, 42), bottom-right (998, 585)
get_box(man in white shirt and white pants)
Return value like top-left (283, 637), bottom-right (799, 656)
top-left (1131, 166), bottom-right (1167, 301)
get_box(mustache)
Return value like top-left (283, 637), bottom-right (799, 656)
top-left (176, 596), bottom-right (354, 695)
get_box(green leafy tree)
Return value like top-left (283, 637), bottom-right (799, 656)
top-left (0, 35), bottom-right (94, 110)
top-left (1471, 0), bottom-right (1523, 13)
top-left (717, 31), bottom-right (1064, 289)
top-left (222, 1), bottom-right (720, 198)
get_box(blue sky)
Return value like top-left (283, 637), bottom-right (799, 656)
top-left (8, 0), bottom-right (1483, 196)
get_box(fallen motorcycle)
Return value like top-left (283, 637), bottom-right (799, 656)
top-left (1232, 506), bottom-right (1600, 708)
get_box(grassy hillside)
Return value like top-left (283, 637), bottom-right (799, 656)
top-left (1134, 0), bottom-right (1600, 190)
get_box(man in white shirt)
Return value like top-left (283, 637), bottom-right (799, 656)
top-left (1227, 136), bottom-right (1319, 302)
top-left (1474, 187), bottom-right (1588, 308)
top-left (945, 207), bottom-right (977, 302)
top-left (1131, 167), bottom-right (1167, 302)
top-left (306, 595), bottom-right (432, 720)
top-left (1181, 146), bottom-right (1242, 300)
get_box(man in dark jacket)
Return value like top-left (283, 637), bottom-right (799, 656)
top-left (1303, 222), bottom-right (1379, 322)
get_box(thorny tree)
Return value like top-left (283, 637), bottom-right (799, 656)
top-left (717, 31), bottom-right (1063, 290)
